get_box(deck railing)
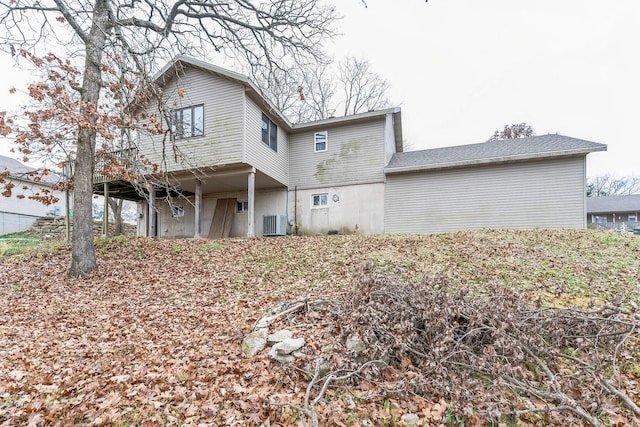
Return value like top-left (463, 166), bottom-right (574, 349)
top-left (588, 221), bottom-right (639, 233)
top-left (93, 148), bottom-right (138, 184)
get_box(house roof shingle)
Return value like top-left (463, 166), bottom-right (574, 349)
top-left (384, 134), bottom-right (607, 174)
top-left (586, 195), bottom-right (640, 214)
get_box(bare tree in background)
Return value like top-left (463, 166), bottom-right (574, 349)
top-left (0, 0), bottom-right (336, 277)
top-left (488, 123), bottom-right (535, 141)
top-left (339, 56), bottom-right (390, 116)
top-left (107, 197), bottom-right (124, 236)
top-left (254, 55), bottom-right (391, 123)
top-left (254, 60), bottom-right (338, 123)
top-left (587, 174), bottom-right (640, 197)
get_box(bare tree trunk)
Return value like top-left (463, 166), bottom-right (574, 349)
top-left (69, 0), bottom-right (111, 277)
top-left (108, 198), bottom-right (124, 236)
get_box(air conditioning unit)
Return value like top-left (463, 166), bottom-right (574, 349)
top-left (263, 215), bottom-right (288, 236)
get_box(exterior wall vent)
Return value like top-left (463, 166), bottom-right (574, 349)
top-left (263, 215), bottom-right (287, 236)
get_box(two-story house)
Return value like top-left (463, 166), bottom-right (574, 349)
top-left (96, 56), bottom-right (606, 238)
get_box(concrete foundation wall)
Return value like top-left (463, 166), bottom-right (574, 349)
top-left (288, 183), bottom-right (384, 235)
top-left (141, 189), bottom-right (287, 238)
top-left (0, 212), bottom-right (39, 235)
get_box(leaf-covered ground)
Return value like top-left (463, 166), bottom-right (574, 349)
top-left (1, 230), bottom-right (639, 426)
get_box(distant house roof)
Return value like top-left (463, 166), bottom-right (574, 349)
top-left (0, 155), bottom-right (60, 185)
top-left (384, 134), bottom-right (607, 174)
top-left (0, 155), bottom-right (33, 175)
top-left (587, 195), bottom-right (640, 214)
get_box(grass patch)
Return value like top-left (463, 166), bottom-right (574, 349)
top-left (0, 232), bottom-right (44, 257)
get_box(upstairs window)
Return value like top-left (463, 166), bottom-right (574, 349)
top-left (171, 105), bottom-right (204, 140)
top-left (261, 113), bottom-right (277, 151)
top-left (314, 131), bottom-right (328, 152)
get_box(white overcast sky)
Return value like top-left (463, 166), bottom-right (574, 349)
top-left (0, 0), bottom-right (638, 178)
top-left (331, 0), bottom-right (640, 177)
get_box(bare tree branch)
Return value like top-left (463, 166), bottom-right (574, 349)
top-left (0, 0), bottom-right (338, 277)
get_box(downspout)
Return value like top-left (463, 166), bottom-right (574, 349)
top-left (294, 185), bottom-right (298, 235)
top-left (285, 186), bottom-right (289, 234)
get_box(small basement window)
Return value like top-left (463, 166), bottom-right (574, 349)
top-left (314, 131), bottom-right (327, 152)
top-left (237, 201), bottom-right (248, 212)
top-left (312, 193), bottom-right (328, 207)
top-left (172, 206), bottom-right (185, 217)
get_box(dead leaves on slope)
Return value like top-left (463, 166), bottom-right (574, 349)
top-left (0, 230), bottom-right (638, 425)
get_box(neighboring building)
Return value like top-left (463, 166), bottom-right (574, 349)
top-left (0, 155), bottom-right (67, 235)
top-left (99, 56), bottom-right (606, 238)
top-left (586, 195), bottom-right (640, 230)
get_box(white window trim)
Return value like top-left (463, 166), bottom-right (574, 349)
top-left (311, 193), bottom-right (328, 208)
top-left (171, 104), bottom-right (204, 140)
top-left (314, 131), bottom-right (328, 152)
top-left (172, 206), bottom-right (185, 217)
top-left (261, 113), bottom-right (277, 151)
top-left (236, 200), bottom-right (249, 213)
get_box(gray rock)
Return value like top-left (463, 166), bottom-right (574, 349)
top-left (272, 337), bottom-right (305, 355)
top-left (267, 329), bottom-right (293, 345)
top-left (241, 328), bottom-right (268, 358)
top-left (345, 334), bottom-right (367, 353)
top-left (268, 347), bottom-right (296, 363)
top-left (403, 414), bottom-right (420, 426)
top-left (321, 344), bottom-right (334, 354)
top-left (255, 317), bottom-right (271, 329)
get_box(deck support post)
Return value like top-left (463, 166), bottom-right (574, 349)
top-left (195, 179), bottom-right (202, 238)
top-left (102, 182), bottom-right (109, 238)
top-left (149, 186), bottom-right (156, 237)
top-left (248, 168), bottom-right (255, 238)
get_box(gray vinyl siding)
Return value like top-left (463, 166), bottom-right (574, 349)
top-left (289, 120), bottom-right (386, 189)
top-left (138, 66), bottom-right (244, 172)
top-left (243, 97), bottom-right (289, 185)
top-left (385, 156), bottom-right (587, 233)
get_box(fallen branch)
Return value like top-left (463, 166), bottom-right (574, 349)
top-left (500, 376), bottom-right (604, 427)
top-left (255, 299), bottom-right (307, 329)
top-left (600, 378), bottom-right (640, 418)
top-left (270, 358), bottom-right (384, 427)
top-left (336, 264), bottom-right (640, 425)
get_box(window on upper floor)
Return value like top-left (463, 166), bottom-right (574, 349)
top-left (261, 113), bottom-right (277, 151)
top-left (312, 193), bottom-right (328, 207)
top-left (314, 131), bottom-right (328, 152)
top-left (171, 105), bottom-right (204, 140)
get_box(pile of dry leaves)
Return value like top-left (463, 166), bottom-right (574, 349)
top-left (0, 231), bottom-right (638, 426)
